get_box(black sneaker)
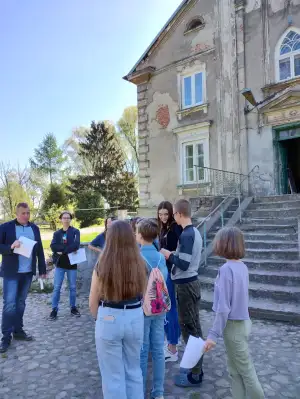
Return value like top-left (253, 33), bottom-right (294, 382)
top-left (49, 309), bottom-right (58, 321)
top-left (71, 307), bottom-right (81, 317)
top-left (13, 330), bottom-right (33, 341)
top-left (0, 340), bottom-right (11, 353)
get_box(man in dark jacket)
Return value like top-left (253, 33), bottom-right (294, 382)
top-left (0, 202), bottom-right (46, 353)
top-left (49, 211), bottom-right (81, 320)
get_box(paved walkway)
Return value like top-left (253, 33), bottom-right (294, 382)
top-left (0, 293), bottom-right (299, 399)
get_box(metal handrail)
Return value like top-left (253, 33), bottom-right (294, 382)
top-left (196, 165), bottom-right (259, 266)
top-left (193, 165), bottom-right (248, 178)
top-left (196, 165), bottom-right (259, 230)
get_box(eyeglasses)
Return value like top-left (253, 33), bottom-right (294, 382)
top-left (173, 212), bottom-right (179, 217)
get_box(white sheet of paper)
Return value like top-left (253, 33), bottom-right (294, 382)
top-left (68, 248), bottom-right (87, 265)
top-left (13, 236), bottom-right (37, 258)
top-left (180, 335), bottom-right (205, 369)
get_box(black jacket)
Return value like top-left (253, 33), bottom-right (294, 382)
top-left (51, 227), bottom-right (80, 267)
top-left (159, 222), bottom-right (182, 272)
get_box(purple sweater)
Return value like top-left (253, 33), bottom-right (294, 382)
top-left (207, 260), bottom-right (250, 341)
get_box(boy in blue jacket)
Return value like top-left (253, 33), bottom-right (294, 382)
top-left (136, 219), bottom-right (168, 399)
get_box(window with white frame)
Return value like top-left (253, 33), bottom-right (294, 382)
top-left (181, 71), bottom-right (205, 109)
top-left (182, 140), bottom-right (206, 183)
top-left (277, 29), bottom-right (300, 81)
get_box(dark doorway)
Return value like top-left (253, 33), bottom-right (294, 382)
top-left (280, 137), bottom-right (300, 193)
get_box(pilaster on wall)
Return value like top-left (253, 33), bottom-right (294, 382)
top-left (215, 0), bottom-right (241, 174)
top-left (137, 83), bottom-right (150, 207)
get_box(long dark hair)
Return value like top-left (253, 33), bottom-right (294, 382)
top-left (157, 201), bottom-right (175, 232)
top-left (104, 216), bottom-right (117, 238)
top-left (95, 221), bottom-right (147, 302)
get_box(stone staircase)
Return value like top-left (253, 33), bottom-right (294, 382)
top-left (198, 194), bottom-right (300, 324)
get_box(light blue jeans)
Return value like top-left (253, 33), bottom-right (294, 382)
top-left (95, 305), bottom-right (144, 399)
top-left (51, 268), bottom-right (77, 309)
top-left (140, 314), bottom-right (165, 398)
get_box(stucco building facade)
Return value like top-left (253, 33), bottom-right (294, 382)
top-left (124, 0), bottom-right (300, 215)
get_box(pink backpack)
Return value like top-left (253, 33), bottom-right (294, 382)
top-left (142, 254), bottom-right (171, 316)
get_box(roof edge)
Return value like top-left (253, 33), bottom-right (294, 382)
top-left (123, 0), bottom-right (191, 81)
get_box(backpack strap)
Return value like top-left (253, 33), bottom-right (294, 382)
top-left (142, 253), bottom-right (163, 271)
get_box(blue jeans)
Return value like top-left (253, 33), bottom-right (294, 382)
top-left (1, 273), bottom-right (33, 341)
top-left (51, 268), bottom-right (77, 309)
top-left (164, 273), bottom-right (180, 345)
top-left (95, 305), bottom-right (144, 399)
top-left (141, 314), bottom-right (165, 398)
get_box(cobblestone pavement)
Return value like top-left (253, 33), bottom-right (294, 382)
top-left (0, 293), bottom-right (299, 399)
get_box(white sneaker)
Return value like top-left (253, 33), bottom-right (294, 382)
top-left (164, 346), bottom-right (178, 362)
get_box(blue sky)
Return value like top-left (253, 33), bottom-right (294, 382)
top-left (0, 0), bottom-right (182, 166)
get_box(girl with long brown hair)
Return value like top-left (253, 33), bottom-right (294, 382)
top-left (89, 220), bottom-right (147, 399)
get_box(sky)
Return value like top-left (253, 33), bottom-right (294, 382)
top-left (0, 0), bottom-right (183, 166)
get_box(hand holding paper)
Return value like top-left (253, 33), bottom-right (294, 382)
top-left (13, 236), bottom-right (37, 258)
top-left (68, 248), bottom-right (87, 265)
top-left (180, 335), bottom-right (205, 369)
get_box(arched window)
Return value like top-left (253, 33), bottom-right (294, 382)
top-left (185, 17), bottom-right (204, 34)
top-left (277, 29), bottom-right (300, 81)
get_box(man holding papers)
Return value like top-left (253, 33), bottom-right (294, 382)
top-left (49, 211), bottom-right (81, 320)
top-left (0, 202), bottom-right (46, 353)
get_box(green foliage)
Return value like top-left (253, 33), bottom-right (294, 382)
top-left (42, 183), bottom-right (68, 212)
top-left (0, 162), bottom-right (33, 220)
top-left (63, 126), bottom-right (92, 175)
top-left (117, 106), bottom-right (138, 175)
top-left (30, 133), bottom-right (66, 184)
top-left (74, 189), bottom-right (104, 228)
top-left (44, 204), bottom-right (65, 231)
top-left (70, 120), bottom-right (138, 212)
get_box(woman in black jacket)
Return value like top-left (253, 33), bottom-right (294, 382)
top-left (157, 201), bottom-right (182, 362)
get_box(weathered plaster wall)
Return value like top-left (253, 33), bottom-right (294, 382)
top-left (245, 0), bottom-right (300, 194)
top-left (137, 0), bottom-right (217, 211)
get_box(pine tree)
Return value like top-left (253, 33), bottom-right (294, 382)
top-left (70, 121), bottom-right (137, 208)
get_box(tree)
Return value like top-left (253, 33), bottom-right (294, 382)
top-left (30, 133), bottom-right (66, 184)
top-left (0, 162), bottom-right (33, 220)
top-left (117, 106), bottom-right (138, 175)
top-left (74, 189), bottom-right (104, 227)
top-left (42, 183), bottom-right (68, 212)
top-left (70, 121), bottom-right (138, 210)
top-left (63, 126), bottom-right (92, 175)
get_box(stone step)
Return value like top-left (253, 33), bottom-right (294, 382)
top-left (205, 256), bottom-right (300, 272)
top-left (200, 289), bottom-right (300, 324)
top-left (239, 224), bottom-right (297, 234)
top-left (200, 267), bottom-right (300, 286)
top-left (207, 231), bottom-right (297, 242)
top-left (240, 217), bottom-right (297, 226)
top-left (254, 194), bottom-right (300, 203)
top-left (245, 248), bottom-right (299, 260)
top-left (249, 199), bottom-right (300, 210)
top-left (199, 276), bottom-right (300, 302)
top-left (243, 208), bottom-right (300, 218)
top-left (206, 239), bottom-right (298, 250)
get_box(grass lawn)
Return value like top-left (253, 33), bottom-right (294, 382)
top-left (42, 232), bottom-right (98, 250)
